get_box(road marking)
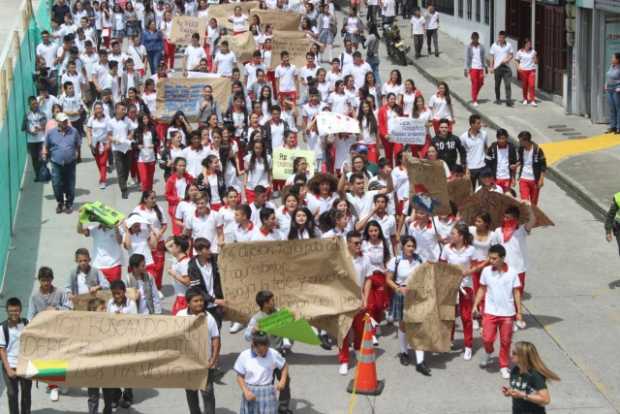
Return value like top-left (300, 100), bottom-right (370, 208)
top-left (540, 133), bottom-right (620, 166)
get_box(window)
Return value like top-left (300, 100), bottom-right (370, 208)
top-left (458, 0), bottom-right (464, 17)
top-left (484, 0), bottom-right (490, 25)
top-left (476, 0), bottom-right (481, 22)
top-left (467, 0), bottom-right (473, 19)
top-left (428, 0), bottom-right (454, 15)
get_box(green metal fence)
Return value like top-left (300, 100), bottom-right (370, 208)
top-left (0, 0), bottom-right (46, 290)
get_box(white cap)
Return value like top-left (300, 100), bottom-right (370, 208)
top-left (55, 112), bottom-right (69, 122)
top-left (125, 215), bottom-right (149, 228)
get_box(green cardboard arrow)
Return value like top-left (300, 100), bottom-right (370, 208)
top-left (258, 309), bottom-right (321, 346)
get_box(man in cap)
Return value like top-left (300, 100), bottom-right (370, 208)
top-left (42, 112), bottom-right (80, 213)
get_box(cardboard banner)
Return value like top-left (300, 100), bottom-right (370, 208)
top-left (316, 111), bottom-right (361, 136)
top-left (272, 148), bottom-right (316, 180)
top-left (388, 117), bottom-right (427, 145)
top-left (404, 263), bottom-right (463, 353)
top-left (269, 30), bottom-right (314, 69)
top-left (459, 188), bottom-right (554, 230)
top-left (221, 31), bottom-right (257, 63)
top-left (404, 154), bottom-right (451, 215)
top-left (249, 9), bottom-right (301, 31)
top-left (155, 77), bottom-right (231, 122)
top-left (447, 177), bottom-right (473, 209)
top-left (170, 16), bottom-right (208, 45)
top-left (208, 1), bottom-right (260, 30)
top-left (17, 311), bottom-right (211, 389)
top-left (217, 238), bottom-right (361, 346)
top-left (71, 288), bottom-right (139, 311)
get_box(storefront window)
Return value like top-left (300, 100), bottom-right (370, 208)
top-left (476, 0), bottom-right (481, 22)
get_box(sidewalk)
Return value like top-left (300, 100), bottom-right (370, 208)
top-left (401, 26), bottom-right (617, 217)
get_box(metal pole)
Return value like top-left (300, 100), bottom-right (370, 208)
top-left (531, 0), bottom-right (538, 90)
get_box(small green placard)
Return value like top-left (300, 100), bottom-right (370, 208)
top-left (258, 309), bottom-right (321, 346)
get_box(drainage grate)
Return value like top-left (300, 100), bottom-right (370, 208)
top-left (555, 128), bottom-right (576, 132)
top-left (548, 125), bottom-right (567, 128)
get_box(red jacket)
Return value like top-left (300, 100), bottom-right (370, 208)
top-left (165, 172), bottom-right (194, 208)
top-left (377, 104), bottom-right (390, 139)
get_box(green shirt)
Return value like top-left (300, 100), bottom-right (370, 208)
top-left (510, 367), bottom-right (548, 414)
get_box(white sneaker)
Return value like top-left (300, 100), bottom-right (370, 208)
top-left (50, 388), bottom-right (59, 402)
top-left (99, 182), bottom-right (106, 189)
top-left (229, 322), bottom-right (244, 334)
top-left (338, 363), bottom-right (348, 375)
top-left (372, 335), bottom-right (379, 347)
top-left (513, 322), bottom-right (519, 332)
top-left (473, 319), bottom-right (480, 330)
top-left (501, 367), bottom-right (511, 379)
top-left (479, 352), bottom-right (492, 368)
top-left (472, 101), bottom-right (479, 107)
top-left (158, 290), bottom-right (164, 300)
top-left (531, 101), bottom-right (538, 107)
top-left (463, 347), bottom-right (472, 361)
top-left (522, 100), bottom-right (528, 105)
top-left (516, 320), bottom-right (527, 330)
top-left (282, 338), bottom-right (292, 349)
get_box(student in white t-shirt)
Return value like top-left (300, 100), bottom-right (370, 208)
top-left (228, 6), bottom-right (248, 34)
top-left (77, 219), bottom-right (123, 283)
top-left (183, 33), bottom-right (208, 72)
top-left (515, 38), bottom-right (538, 106)
top-left (213, 41), bottom-right (237, 77)
top-left (165, 235), bottom-right (191, 315)
top-left (489, 31), bottom-right (514, 106)
top-left (275, 51), bottom-right (299, 104)
top-left (243, 140), bottom-right (272, 203)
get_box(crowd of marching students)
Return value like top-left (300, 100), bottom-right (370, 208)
top-left (3, 0), bottom-right (561, 412)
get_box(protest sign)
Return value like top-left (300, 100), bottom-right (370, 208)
top-left (208, 2), bottom-right (259, 30)
top-left (259, 309), bottom-right (321, 345)
top-left (447, 177), bottom-right (473, 209)
top-left (17, 311), bottom-right (211, 389)
top-left (155, 77), bottom-right (230, 122)
top-left (221, 31), bottom-right (257, 63)
top-left (170, 16), bottom-right (207, 45)
top-left (459, 189), bottom-right (554, 229)
top-left (249, 9), bottom-right (302, 30)
top-left (272, 148), bottom-right (316, 180)
top-left (404, 154), bottom-right (451, 215)
top-left (315, 111), bottom-right (361, 136)
top-left (388, 117), bottom-right (427, 145)
top-left (404, 263), bottom-right (463, 352)
top-left (269, 30), bottom-right (314, 69)
top-left (217, 238), bottom-right (361, 346)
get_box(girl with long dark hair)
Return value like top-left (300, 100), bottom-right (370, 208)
top-left (429, 81), bottom-right (455, 135)
top-left (165, 157), bottom-right (194, 235)
top-left (195, 155), bottom-right (226, 211)
top-left (358, 99), bottom-right (380, 163)
top-left (288, 207), bottom-right (318, 240)
top-left (134, 113), bottom-right (159, 192)
top-left (242, 140), bottom-right (271, 203)
top-left (134, 191), bottom-right (168, 294)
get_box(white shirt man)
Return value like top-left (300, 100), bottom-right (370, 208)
top-left (185, 210), bottom-right (222, 254)
top-left (489, 41), bottom-right (514, 69)
top-left (107, 116), bottom-right (133, 153)
top-left (214, 50), bottom-right (237, 77)
top-left (275, 63), bottom-right (297, 93)
top-left (410, 15), bottom-right (425, 35)
top-left (343, 57), bottom-right (372, 90)
top-left (460, 128), bottom-right (488, 171)
top-left (184, 44), bottom-right (207, 71)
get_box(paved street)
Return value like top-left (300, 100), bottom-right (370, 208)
top-left (1, 7), bottom-right (620, 414)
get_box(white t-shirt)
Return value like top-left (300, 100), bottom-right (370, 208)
top-left (306, 193), bottom-right (338, 216)
top-left (214, 51), bottom-right (237, 77)
top-left (275, 64), bottom-right (297, 93)
top-left (520, 148), bottom-right (535, 180)
top-left (492, 225), bottom-right (528, 274)
top-left (185, 211), bottom-right (221, 253)
top-left (108, 117), bottom-right (133, 153)
top-left (440, 244), bottom-right (475, 288)
top-left (352, 253), bottom-right (373, 287)
top-left (88, 225), bottom-right (123, 269)
top-left (233, 348), bottom-right (286, 386)
top-left (490, 42), bottom-right (514, 69)
top-left (470, 226), bottom-right (492, 261)
top-left (0, 322), bottom-right (26, 368)
top-left (233, 222), bottom-right (255, 243)
top-left (184, 45), bottom-right (208, 70)
top-left (218, 206), bottom-right (237, 243)
top-left (516, 49), bottom-right (537, 70)
top-left (133, 205), bottom-right (168, 231)
top-left (460, 129), bottom-right (487, 169)
top-left (387, 255), bottom-right (422, 285)
top-left (182, 146), bottom-right (210, 178)
top-left (137, 130), bottom-right (157, 163)
top-left (381, 82), bottom-right (404, 97)
top-left (230, 14), bottom-right (248, 32)
top-left (362, 239), bottom-right (387, 272)
top-left (428, 93), bottom-right (452, 120)
top-left (243, 154), bottom-right (271, 189)
top-left (496, 146), bottom-right (511, 179)
top-left (480, 265), bottom-right (521, 317)
top-left (411, 16), bottom-right (425, 35)
top-left (382, 0), bottom-right (395, 17)
top-left (176, 201), bottom-right (196, 227)
top-left (176, 309), bottom-right (220, 359)
top-left (127, 44), bottom-right (147, 70)
top-left (470, 45), bottom-right (484, 69)
top-left (37, 42), bottom-right (58, 69)
top-left (391, 166), bottom-right (409, 200)
top-left (407, 221), bottom-right (440, 262)
top-left (107, 298), bottom-right (138, 314)
top-left (171, 256), bottom-right (189, 296)
top-left (87, 116), bottom-right (110, 147)
top-left (328, 92), bottom-right (350, 115)
top-left (122, 224), bottom-right (154, 265)
top-left (346, 190), bottom-right (379, 218)
top-left (426, 11), bottom-right (439, 30)
top-left (250, 227), bottom-right (282, 241)
top-left (344, 62), bottom-right (372, 90)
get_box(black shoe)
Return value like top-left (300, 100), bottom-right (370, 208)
top-left (494, 100), bottom-right (502, 105)
top-left (416, 362), bottom-right (431, 376)
top-left (65, 203), bottom-right (73, 214)
top-left (435, 52), bottom-right (439, 57)
top-left (319, 334), bottom-right (332, 351)
top-left (56, 203), bottom-right (64, 214)
top-left (121, 190), bottom-right (128, 199)
top-left (399, 352), bottom-right (410, 366)
top-left (119, 399), bottom-right (131, 409)
top-left (506, 101), bottom-right (514, 107)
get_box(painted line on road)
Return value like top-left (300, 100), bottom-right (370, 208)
top-left (540, 133), bottom-right (620, 166)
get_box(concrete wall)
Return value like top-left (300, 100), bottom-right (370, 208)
top-left (436, 0), bottom-right (506, 47)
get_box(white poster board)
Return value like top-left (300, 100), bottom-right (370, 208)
top-left (388, 117), bottom-right (427, 145)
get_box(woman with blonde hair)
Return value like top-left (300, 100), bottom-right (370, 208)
top-left (503, 341), bottom-right (560, 413)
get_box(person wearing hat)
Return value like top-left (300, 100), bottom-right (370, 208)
top-left (42, 112), bottom-right (81, 214)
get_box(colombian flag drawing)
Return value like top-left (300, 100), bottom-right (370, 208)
top-left (25, 360), bottom-right (68, 383)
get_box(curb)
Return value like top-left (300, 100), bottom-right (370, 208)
top-left (408, 57), bottom-right (608, 220)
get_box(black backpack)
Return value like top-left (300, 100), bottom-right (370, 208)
top-left (1, 318), bottom-right (28, 348)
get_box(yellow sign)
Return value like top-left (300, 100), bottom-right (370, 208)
top-left (272, 148), bottom-right (316, 181)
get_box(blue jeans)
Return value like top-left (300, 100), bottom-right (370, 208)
top-left (607, 88), bottom-right (620, 130)
top-left (51, 161), bottom-right (76, 204)
top-left (147, 50), bottom-right (162, 75)
top-left (369, 61), bottom-right (382, 89)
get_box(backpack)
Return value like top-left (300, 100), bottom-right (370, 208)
top-left (1, 318), bottom-right (28, 348)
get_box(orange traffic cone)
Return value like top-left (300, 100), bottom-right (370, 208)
top-left (347, 314), bottom-right (385, 396)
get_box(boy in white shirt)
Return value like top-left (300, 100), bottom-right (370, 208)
top-left (250, 207), bottom-right (282, 241)
top-left (184, 32), bottom-right (208, 72)
top-left (213, 41), bottom-right (237, 77)
top-left (275, 51), bottom-right (298, 106)
top-left (489, 30), bottom-right (514, 106)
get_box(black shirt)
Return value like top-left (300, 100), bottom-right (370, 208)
top-left (510, 367), bottom-right (548, 414)
top-left (431, 134), bottom-right (467, 172)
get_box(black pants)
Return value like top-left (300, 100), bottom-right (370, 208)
top-left (88, 388), bottom-right (116, 414)
top-left (273, 368), bottom-right (291, 411)
top-left (2, 368), bottom-right (32, 414)
top-left (185, 368), bottom-right (215, 414)
top-left (469, 168), bottom-right (483, 190)
top-left (206, 306), bottom-right (223, 331)
top-left (27, 142), bottom-right (44, 181)
top-left (114, 150), bottom-right (131, 192)
top-left (426, 29), bottom-right (438, 54)
top-left (494, 64), bottom-right (512, 102)
top-left (366, 5), bottom-right (378, 24)
top-left (413, 34), bottom-right (424, 58)
top-left (613, 224), bottom-right (620, 256)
